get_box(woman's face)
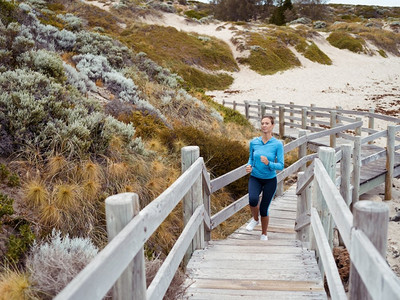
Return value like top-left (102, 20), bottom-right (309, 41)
top-left (261, 117), bottom-right (274, 134)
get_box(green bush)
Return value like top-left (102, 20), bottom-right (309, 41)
top-left (0, 192), bottom-right (14, 221)
top-left (6, 224), bottom-right (35, 263)
top-left (162, 126), bottom-right (249, 197)
top-left (327, 32), bottom-right (365, 53)
top-left (184, 9), bottom-right (209, 20)
top-left (0, 0), bottom-right (18, 26)
top-left (302, 42), bottom-right (332, 65)
top-left (378, 49), bottom-right (388, 58)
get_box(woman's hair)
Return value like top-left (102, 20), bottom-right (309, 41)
top-left (261, 115), bottom-right (274, 125)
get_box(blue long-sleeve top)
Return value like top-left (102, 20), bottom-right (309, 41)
top-left (247, 136), bottom-right (284, 179)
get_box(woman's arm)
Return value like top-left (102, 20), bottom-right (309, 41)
top-left (267, 141), bottom-right (284, 171)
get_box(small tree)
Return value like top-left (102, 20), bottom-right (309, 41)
top-left (269, 0), bottom-right (294, 26)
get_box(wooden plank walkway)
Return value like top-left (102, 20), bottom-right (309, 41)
top-left (184, 185), bottom-right (327, 299)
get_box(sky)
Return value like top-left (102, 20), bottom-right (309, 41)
top-left (195, 0), bottom-right (400, 7)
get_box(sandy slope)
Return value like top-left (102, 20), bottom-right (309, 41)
top-left (140, 11), bottom-right (400, 275)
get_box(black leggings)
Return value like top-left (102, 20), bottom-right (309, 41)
top-left (248, 176), bottom-right (277, 217)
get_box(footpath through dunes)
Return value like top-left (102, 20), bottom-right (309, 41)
top-left (184, 185), bottom-right (327, 300)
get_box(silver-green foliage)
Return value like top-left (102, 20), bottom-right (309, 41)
top-left (63, 62), bottom-right (97, 94)
top-left (18, 49), bottom-right (66, 83)
top-left (0, 69), bottom-right (143, 157)
top-left (56, 13), bottom-right (83, 32)
top-left (27, 229), bottom-right (99, 298)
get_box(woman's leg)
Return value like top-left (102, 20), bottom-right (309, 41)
top-left (259, 177), bottom-right (277, 235)
top-left (248, 176), bottom-right (263, 221)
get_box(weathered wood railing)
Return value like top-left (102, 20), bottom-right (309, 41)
top-left (296, 146), bottom-right (400, 299)
top-left (56, 103), bottom-right (399, 299)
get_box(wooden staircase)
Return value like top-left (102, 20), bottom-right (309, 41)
top-left (184, 185), bottom-right (327, 299)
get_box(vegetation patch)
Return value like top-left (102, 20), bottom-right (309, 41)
top-left (301, 42), bottom-right (332, 65)
top-left (327, 31), bottom-right (365, 53)
top-left (238, 32), bottom-right (300, 75)
top-left (184, 9), bottom-right (209, 20)
top-left (120, 24), bottom-right (237, 89)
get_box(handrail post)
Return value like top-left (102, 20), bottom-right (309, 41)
top-left (203, 171), bottom-right (211, 242)
top-left (233, 100), bottom-right (237, 111)
top-left (301, 107), bottom-right (307, 130)
top-left (330, 110), bottom-right (337, 148)
top-left (340, 144), bottom-right (352, 207)
top-left (317, 147), bottom-right (336, 248)
top-left (385, 125), bottom-right (395, 200)
top-left (349, 201), bottom-right (389, 300)
top-left (106, 193), bottom-right (146, 300)
top-left (279, 105), bottom-right (285, 139)
top-left (222, 99), bottom-right (225, 107)
top-left (310, 104), bottom-right (315, 128)
top-left (272, 100), bottom-right (276, 115)
top-left (368, 108), bottom-right (375, 144)
top-left (296, 171), bottom-right (311, 247)
top-left (244, 101), bottom-right (250, 120)
top-left (261, 103), bottom-right (266, 117)
top-left (257, 99), bottom-right (261, 119)
top-left (182, 146), bottom-right (204, 266)
top-left (355, 117), bottom-right (362, 136)
top-left (298, 130), bottom-right (307, 171)
top-left (352, 136), bottom-right (361, 206)
top-left (289, 101), bottom-right (294, 128)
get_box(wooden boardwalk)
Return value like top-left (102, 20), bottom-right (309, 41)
top-left (185, 185), bottom-right (327, 299)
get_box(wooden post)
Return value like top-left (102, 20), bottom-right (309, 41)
top-left (233, 100), bottom-right (237, 111)
top-left (257, 99), bottom-right (261, 119)
top-left (385, 125), bottom-right (395, 200)
top-left (279, 105), bottom-right (285, 139)
top-left (222, 99), bottom-right (225, 107)
top-left (289, 101), bottom-right (294, 128)
top-left (182, 146), bottom-right (204, 266)
top-left (355, 117), bottom-right (362, 136)
top-left (106, 193), bottom-right (146, 300)
top-left (296, 171), bottom-right (312, 246)
top-left (310, 104), bottom-right (315, 128)
top-left (203, 171), bottom-right (211, 242)
top-left (261, 104), bottom-right (266, 117)
top-left (244, 101), bottom-right (249, 120)
top-left (298, 130), bottom-right (307, 171)
top-left (330, 110), bottom-right (337, 148)
top-left (349, 201), bottom-right (389, 300)
top-left (272, 100), bottom-right (276, 115)
top-left (368, 108), bottom-right (375, 144)
top-left (352, 136), bottom-right (361, 206)
top-left (340, 144), bottom-right (352, 207)
top-left (301, 107), bottom-right (307, 130)
top-left (317, 147), bottom-right (336, 249)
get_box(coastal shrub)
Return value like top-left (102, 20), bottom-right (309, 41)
top-left (0, 69), bottom-right (143, 157)
top-left (63, 62), bottom-right (97, 94)
top-left (327, 32), bottom-right (364, 53)
top-left (378, 49), bottom-right (387, 58)
top-left (6, 224), bottom-right (36, 263)
top-left (56, 13), bottom-right (83, 32)
top-left (184, 9), bottom-right (209, 20)
top-left (302, 42), bottom-right (332, 64)
top-left (74, 30), bottom-right (132, 69)
top-left (238, 34), bottom-right (301, 75)
top-left (161, 126), bottom-right (249, 197)
top-left (18, 49), bottom-right (66, 83)
top-left (0, 0), bottom-right (19, 25)
top-left (134, 52), bottom-right (183, 89)
top-left (27, 230), bottom-right (98, 298)
top-left (73, 53), bottom-right (113, 80)
top-left (0, 192), bottom-right (14, 223)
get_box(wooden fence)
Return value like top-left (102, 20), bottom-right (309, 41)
top-left (55, 102), bottom-right (400, 299)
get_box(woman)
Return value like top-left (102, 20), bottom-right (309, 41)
top-left (245, 115), bottom-right (284, 241)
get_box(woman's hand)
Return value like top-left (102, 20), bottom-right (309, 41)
top-left (260, 155), bottom-right (269, 165)
top-left (246, 165), bottom-right (252, 173)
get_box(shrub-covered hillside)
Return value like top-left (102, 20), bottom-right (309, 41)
top-left (0, 0), bottom-right (254, 298)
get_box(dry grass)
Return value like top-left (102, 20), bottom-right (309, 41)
top-left (53, 184), bottom-right (78, 210)
top-left (24, 180), bottom-right (48, 209)
top-left (0, 268), bottom-right (38, 300)
top-left (47, 155), bottom-right (67, 177)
